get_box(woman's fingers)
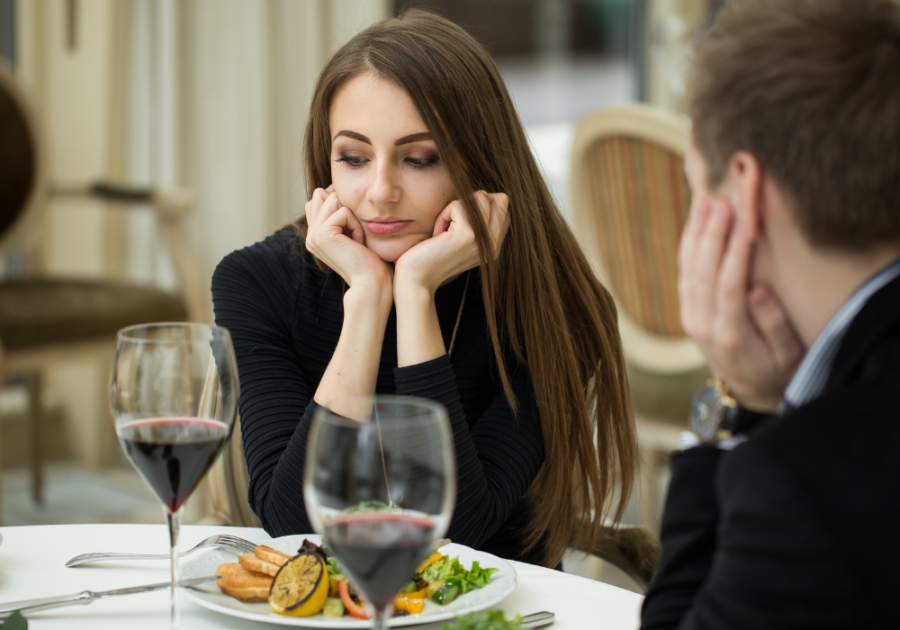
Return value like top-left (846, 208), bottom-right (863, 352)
top-left (433, 203), bottom-right (455, 236)
top-left (336, 207), bottom-right (365, 245)
top-left (487, 192), bottom-right (510, 250)
top-left (471, 191), bottom-right (509, 260)
top-left (306, 188), bottom-right (340, 228)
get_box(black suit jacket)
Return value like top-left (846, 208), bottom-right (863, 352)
top-left (641, 274), bottom-right (900, 629)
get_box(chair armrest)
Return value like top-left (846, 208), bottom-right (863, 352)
top-left (89, 182), bottom-right (154, 204)
top-left (574, 524), bottom-right (661, 592)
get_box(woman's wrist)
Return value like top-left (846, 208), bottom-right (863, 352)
top-left (343, 279), bottom-right (393, 316)
top-left (394, 281), bottom-right (444, 367)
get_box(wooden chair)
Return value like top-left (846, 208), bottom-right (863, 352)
top-left (0, 61), bottom-right (205, 509)
top-left (570, 104), bottom-right (709, 531)
top-left (207, 416), bottom-right (261, 528)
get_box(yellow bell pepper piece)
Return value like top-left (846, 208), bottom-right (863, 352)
top-left (416, 552), bottom-right (444, 575)
top-left (394, 595), bottom-right (426, 614)
top-left (406, 588), bottom-right (427, 600)
top-left (405, 598), bottom-right (425, 614)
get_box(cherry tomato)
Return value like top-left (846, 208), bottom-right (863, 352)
top-left (339, 580), bottom-right (368, 619)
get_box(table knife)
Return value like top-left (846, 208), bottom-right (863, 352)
top-left (0, 575), bottom-right (221, 617)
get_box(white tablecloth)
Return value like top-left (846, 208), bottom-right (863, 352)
top-left (0, 524), bottom-right (643, 629)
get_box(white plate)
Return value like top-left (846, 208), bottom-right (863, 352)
top-left (181, 534), bottom-right (517, 628)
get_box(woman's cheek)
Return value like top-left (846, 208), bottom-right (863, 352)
top-left (331, 174), bottom-right (364, 210)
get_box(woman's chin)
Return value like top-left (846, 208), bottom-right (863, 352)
top-left (367, 236), bottom-right (426, 263)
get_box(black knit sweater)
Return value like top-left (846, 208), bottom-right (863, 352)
top-left (212, 228), bottom-right (547, 564)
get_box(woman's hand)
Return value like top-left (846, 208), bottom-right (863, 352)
top-left (679, 198), bottom-right (805, 413)
top-left (307, 186), bottom-right (394, 412)
top-left (305, 186), bottom-right (393, 293)
top-left (393, 192), bottom-right (509, 367)
top-left (394, 191), bottom-right (510, 296)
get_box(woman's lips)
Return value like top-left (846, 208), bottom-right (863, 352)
top-left (363, 220), bottom-right (411, 235)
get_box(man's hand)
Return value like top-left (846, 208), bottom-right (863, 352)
top-left (679, 198), bottom-right (805, 412)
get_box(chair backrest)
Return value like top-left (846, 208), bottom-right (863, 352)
top-left (0, 60), bottom-right (44, 252)
top-left (570, 104), bottom-right (704, 373)
top-left (207, 415), bottom-right (261, 528)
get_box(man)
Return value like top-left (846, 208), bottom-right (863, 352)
top-left (641, 0), bottom-right (900, 628)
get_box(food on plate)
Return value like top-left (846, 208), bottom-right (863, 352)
top-left (238, 552), bottom-right (281, 577)
top-left (256, 544), bottom-right (292, 566)
top-left (215, 562), bottom-right (273, 602)
top-left (438, 610), bottom-right (522, 629)
top-left (339, 578), bottom-right (369, 619)
top-left (322, 596), bottom-right (346, 618)
top-left (215, 538), bottom-right (500, 619)
top-left (268, 551), bottom-right (330, 617)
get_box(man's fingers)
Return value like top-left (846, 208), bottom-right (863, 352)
top-left (686, 200), bottom-right (734, 332)
top-left (679, 199), bottom-right (710, 274)
top-left (749, 284), bottom-right (805, 369)
top-left (716, 220), bottom-right (754, 336)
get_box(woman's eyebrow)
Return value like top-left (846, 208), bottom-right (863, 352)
top-left (333, 130), bottom-right (371, 144)
top-left (332, 130), bottom-right (431, 146)
top-left (395, 132), bottom-right (432, 145)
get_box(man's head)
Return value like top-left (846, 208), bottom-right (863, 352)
top-left (688, 0), bottom-right (900, 253)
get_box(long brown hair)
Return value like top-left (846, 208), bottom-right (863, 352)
top-left (299, 9), bottom-right (637, 567)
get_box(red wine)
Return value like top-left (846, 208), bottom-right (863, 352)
top-left (118, 418), bottom-right (229, 512)
top-left (325, 513), bottom-right (435, 610)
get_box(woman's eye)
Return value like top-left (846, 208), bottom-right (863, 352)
top-left (335, 153), bottom-right (367, 167)
top-left (405, 155), bottom-right (440, 169)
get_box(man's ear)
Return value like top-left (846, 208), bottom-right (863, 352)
top-left (722, 151), bottom-right (763, 240)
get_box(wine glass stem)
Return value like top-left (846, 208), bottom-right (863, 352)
top-left (166, 506), bottom-right (183, 628)
top-left (371, 604), bottom-right (389, 630)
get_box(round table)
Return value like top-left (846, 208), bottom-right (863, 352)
top-left (0, 524), bottom-right (643, 629)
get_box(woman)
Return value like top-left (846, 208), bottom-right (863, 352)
top-left (212, 9), bottom-right (637, 568)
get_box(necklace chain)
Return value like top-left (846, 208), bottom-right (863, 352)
top-left (376, 270), bottom-right (471, 505)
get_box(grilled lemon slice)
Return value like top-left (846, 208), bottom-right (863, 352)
top-left (268, 552), bottom-right (329, 617)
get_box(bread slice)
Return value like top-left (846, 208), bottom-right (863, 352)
top-left (255, 544), bottom-right (292, 567)
top-left (239, 552), bottom-right (281, 577)
top-left (216, 562), bottom-right (273, 602)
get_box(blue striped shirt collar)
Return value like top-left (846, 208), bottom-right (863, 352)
top-left (781, 258), bottom-right (900, 412)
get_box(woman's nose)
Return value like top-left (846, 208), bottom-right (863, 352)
top-left (367, 163), bottom-right (401, 205)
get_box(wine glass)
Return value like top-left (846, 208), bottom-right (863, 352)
top-left (304, 396), bottom-right (456, 630)
top-left (110, 323), bottom-right (239, 628)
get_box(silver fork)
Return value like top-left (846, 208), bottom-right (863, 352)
top-left (66, 534), bottom-right (258, 568)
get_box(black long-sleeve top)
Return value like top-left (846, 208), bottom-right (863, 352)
top-left (212, 228), bottom-right (547, 564)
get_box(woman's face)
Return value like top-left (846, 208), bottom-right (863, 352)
top-left (329, 72), bottom-right (457, 263)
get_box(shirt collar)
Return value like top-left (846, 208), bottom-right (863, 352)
top-left (781, 258), bottom-right (900, 412)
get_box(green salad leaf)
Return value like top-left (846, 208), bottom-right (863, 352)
top-left (439, 610), bottom-right (521, 630)
top-left (325, 556), bottom-right (345, 579)
top-left (422, 556), bottom-right (499, 595)
top-left (0, 612), bottom-right (27, 630)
